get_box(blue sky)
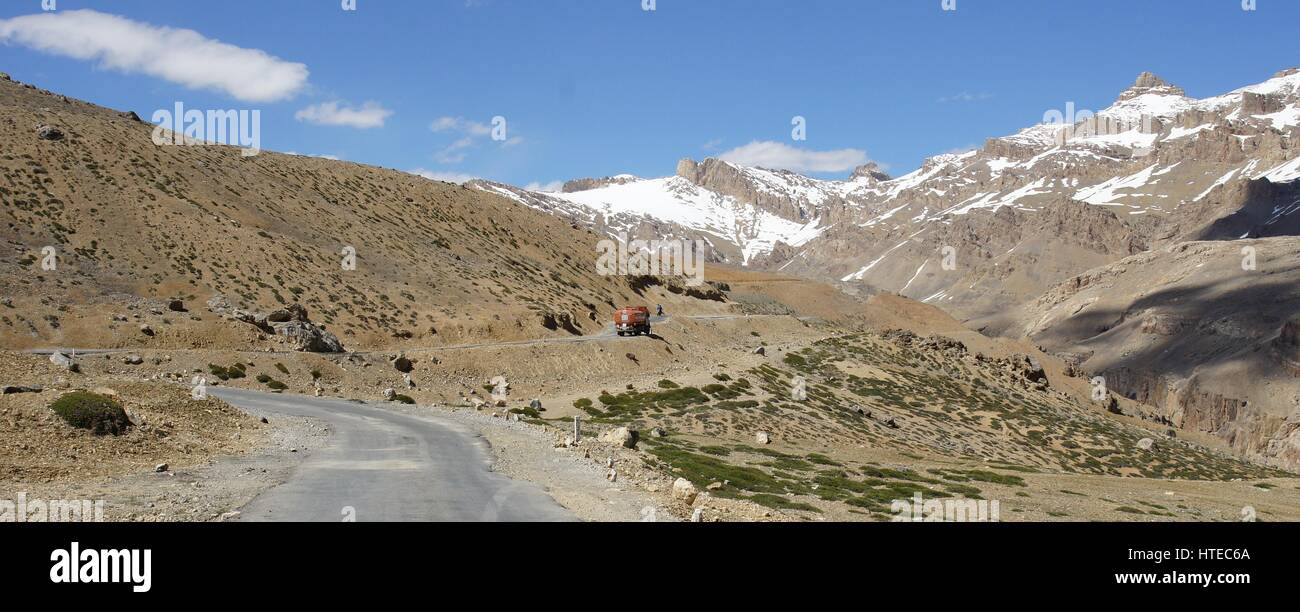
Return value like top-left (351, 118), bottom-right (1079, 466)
top-left (1, 0), bottom-right (1297, 187)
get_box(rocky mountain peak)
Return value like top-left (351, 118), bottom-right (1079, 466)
top-left (1118, 71), bottom-right (1186, 100)
top-left (1274, 67), bottom-right (1300, 79)
top-left (850, 162), bottom-right (891, 182)
top-left (676, 157), bottom-right (700, 182)
top-left (561, 175), bottom-right (639, 193)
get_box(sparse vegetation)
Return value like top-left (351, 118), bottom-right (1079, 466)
top-left (50, 392), bottom-right (131, 436)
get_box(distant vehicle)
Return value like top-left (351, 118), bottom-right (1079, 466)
top-left (614, 306), bottom-right (651, 336)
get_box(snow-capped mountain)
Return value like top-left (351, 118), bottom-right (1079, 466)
top-left (472, 68), bottom-right (1300, 329)
top-left (468, 158), bottom-right (868, 265)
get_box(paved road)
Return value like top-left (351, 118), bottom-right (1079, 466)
top-left (210, 387), bottom-right (575, 522)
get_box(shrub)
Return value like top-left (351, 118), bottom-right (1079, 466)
top-left (310, 369), bottom-right (322, 381)
top-left (392, 394), bottom-right (416, 405)
top-left (657, 379), bottom-right (679, 389)
top-left (50, 392), bottom-right (131, 436)
top-left (255, 373), bottom-right (272, 384)
top-left (275, 362), bottom-right (289, 375)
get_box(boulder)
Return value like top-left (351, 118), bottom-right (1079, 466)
top-left (755, 431), bottom-right (771, 445)
top-left (392, 356), bottom-right (414, 373)
top-left (49, 351), bottom-right (73, 367)
top-left (672, 478), bottom-right (699, 504)
top-left (139, 324), bottom-right (155, 337)
top-left (600, 426), bottom-right (639, 449)
top-left (206, 294), bottom-right (234, 314)
top-left (382, 388), bottom-right (396, 401)
top-left (123, 355), bottom-right (144, 365)
top-left (272, 320), bottom-right (344, 352)
top-left (649, 427), bottom-right (667, 438)
top-left (229, 309), bottom-right (272, 333)
top-left (1137, 438), bottom-right (1157, 451)
top-left (36, 125), bottom-right (64, 140)
top-left (2, 385), bottom-right (43, 394)
top-left (1008, 354), bottom-right (1048, 388)
top-left (49, 352), bottom-right (79, 373)
top-left (154, 463), bottom-right (169, 473)
top-left (166, 299), bottom-right (186, 312)
top-left (753, 346), bottom-right (766, 356)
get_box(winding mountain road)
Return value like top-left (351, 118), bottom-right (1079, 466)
top-left (25, 312), bottom-right (794, 521)
top-left (209, 387), bottom-right (575, 522)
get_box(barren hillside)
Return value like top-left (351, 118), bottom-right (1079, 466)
top-left (0, 73), bottom-right (728, 353)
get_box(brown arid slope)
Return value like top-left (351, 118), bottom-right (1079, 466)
top-left (0, 73), bottom-right (729, 354)
top-left (1013, 237), bottom-right (1300, 471)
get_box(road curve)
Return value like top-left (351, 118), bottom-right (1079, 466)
top-left (210, 387), bottom-right (575, 522)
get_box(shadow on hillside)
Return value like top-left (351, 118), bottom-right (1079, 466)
top-left (1032, 272), bottom-right (1299, 392)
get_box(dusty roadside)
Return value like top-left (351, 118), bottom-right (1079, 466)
top-left (3, 412), bottom-right (326, 522)
top-left (364, 400), bottom-right (783, 522)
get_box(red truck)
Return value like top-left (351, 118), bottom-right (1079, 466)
top-left (614, 306), bottom-right (651, 336)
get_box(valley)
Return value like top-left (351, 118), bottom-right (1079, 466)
top-left (2, 65), bottom-right (1298, 523)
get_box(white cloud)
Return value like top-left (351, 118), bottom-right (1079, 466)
top-left (295, 101), bottom-right (392, 129)
top-left (434, 137), bottom-right (475, 164)
top-left (0, 10), bottom-right (308, 102)
top-left (717, 141), bottom-right (871, 174)
top-left (429, 116), bottom-right (519, 164)
top-left (410, 168), bottom-right (479, 184)
top-left (430, 116), bottom-right (492, 136)
top-left (524, 180), bottom-right (563, 193)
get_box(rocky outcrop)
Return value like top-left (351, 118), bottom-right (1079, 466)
top-left (1119, 71), bottom-right (1187, 100)
top-left (1271, 317), bottom-right (1300, 377)
top-left (850, 162), bottom-right (891, 183)
top-left (206, 295), bottom-right (345, 353)
top-left (274, 320), bottom-right (345, 353)
top-left (36, 125), bottom-right (64, 141)
top-left (561, 175), bottom-right (638, 193)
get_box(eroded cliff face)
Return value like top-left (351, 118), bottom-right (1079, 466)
top-left (1098, 365), bottom-right (1300, 471)
top-left (1019, 240), bottom-right (1300, 472)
